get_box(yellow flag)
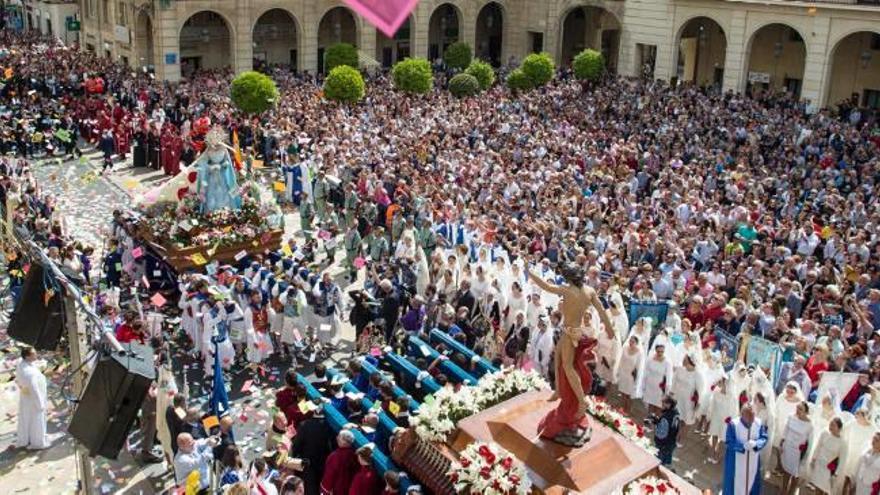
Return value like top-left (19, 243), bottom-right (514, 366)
top-left (388, 401), bottom-right (401, 417)
top-left (281, 243), bottom-right (293, 257)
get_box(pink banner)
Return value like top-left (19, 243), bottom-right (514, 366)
top-left (343, 0), bottom-right (418, 38)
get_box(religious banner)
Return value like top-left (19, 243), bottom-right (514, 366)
top-left (815, 371), bottom-right (859, 407)
top-left (628, 300), bottom-right (669, 330)
top-left (343, 0), bottom-right (418, 38)
top-left (744, 335), bottom-right (783, 388)
top-left (713, 327), bottom-right (739, 371)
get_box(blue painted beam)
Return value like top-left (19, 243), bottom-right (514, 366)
top-left (383, 352), bottom-right (441, 395)
top-left (357, 356), bottom-right (421, 411)
top-left (428, 328), bottom-right (498, 377)
top-left (408, 336), bottom-right (478, 386)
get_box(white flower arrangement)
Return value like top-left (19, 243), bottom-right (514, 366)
top-left (583, 396), bottom-right (657, 455)
top-left (411, 367), bottom-right (549, 442)
top-left (448, 441), bottom-right (532, 495)
top-left (618, 475), bottom-right (680, 495)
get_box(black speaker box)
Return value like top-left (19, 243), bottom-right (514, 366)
top-left (68, 342), bottom-right (156, 459)
top-left (8, 262), bottom-right (75, 350)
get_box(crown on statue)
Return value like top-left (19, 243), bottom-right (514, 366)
top-left (205, 126), bottom-right (227, 149)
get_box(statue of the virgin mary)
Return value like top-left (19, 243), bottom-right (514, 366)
top-left (195, 126), bottom-right (242, 214)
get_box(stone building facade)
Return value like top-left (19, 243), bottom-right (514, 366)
top-left (78, 0), bottom-right (880, 108)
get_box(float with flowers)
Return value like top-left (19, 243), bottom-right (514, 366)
top-left (390, 365), bottom-right (699, 495)
top-left (133, 126), bottom-right (283, 271)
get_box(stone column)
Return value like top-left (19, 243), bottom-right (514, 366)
top-left (153, 5), bottom-right (180, 82)
top-left (301, 2), bottom-right (318, 74)
top-left (722, 10), bottom-right (747, 93)
top-left (802, 14), bottom-right (831, 110)
top-left (234, 0), bottom-right (253, 75)
top-left (358, 21), bottom-right (377, 64)
top-left (413, 3), bottom-right (429, 59)
top-left (461, 1), bottom-right (476, 55)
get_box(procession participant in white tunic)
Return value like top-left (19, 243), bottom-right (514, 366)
top-left (641, 343), bottom-right (674, 414)
top-left (698, 350), bottom-right (725, 434)
top-left (810, 390), bottom-right (849, 450)
top-left (155, 355), bottom-right (178, 465)
top-left (202, 300), bottom-right (235, 377)
top-left (608, 292), bottom-right (629, 345)
top-left (843, 407), bottom-right (878, 492)
top-left (504, 281), bottom-right (528, 332)
top-left (853, 432), bottom-right (880, 495)
top-left (629, 317), bottom-right (652, 355)
top-left (616, 335), bottom-right (646, 412)
top-left (807, 417), bottom-right (845, 495)
top-left (779, 401), bottom-right (813, 494)
top-left (731, 363), bottom-right (753, 408)
top-left (671, 353), bottom-right (706, 432)
top-left (752, 391), bottom-right (776, 470)
top-left (774, 382), bottom-right (805, 450)
top-left (595, 315), bottom-right (622, 385)
top-left (279, 283), bottom-right (308, 353)
top-left (15, 346), bottom-right (48, 450)
top-left (708, 373), bottom-right (738, 463)
top-left (244, 290), bottom-right (274, 366)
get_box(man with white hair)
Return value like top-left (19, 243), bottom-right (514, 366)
top-left (320, 429), bottom-right (359, 495)
top-left (173, 432), bottom-right (218, 490)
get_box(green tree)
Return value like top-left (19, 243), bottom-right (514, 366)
top-left (392, 58), bottom-right (433, 94)
top-left (573, 49), bottom-right (605, 82)
top-left (521, 52), bottom-right (555, 87)
top-left (449, 73), bottom-right (480, 98)
top-left (465, 60), bottom-right (495, 91)
top-left (230, 71), bottom-right (279, 115)
top-left (324, 43), bottom-right (359, 72)
top-left (323, 65), bottom-right (365, 103)
top-left (443, 41), bottom-right (472, 70)
top-left (506, 68), bottom-right (533, 92)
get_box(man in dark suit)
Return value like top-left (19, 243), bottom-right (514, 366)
top-left (455, 279), bottom-right (476, 317)
top-left (290, 405), bottom-right (334, 495)
top-left (164, 394), bottom-right (187, 456)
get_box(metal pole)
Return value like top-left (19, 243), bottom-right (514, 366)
top-left (69, 311), bottom-right (95, 495)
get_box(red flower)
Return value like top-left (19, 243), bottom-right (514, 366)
top-left (449, 473), bottom-right (458, 483)
top-left (827, 458), bottom-right (838, 475)
top-left (510, 475), bottom-right (520, 486)
top-left (799, 442), bottom-right (807, 452)
top-left (460, 458), bottom-right (471, 468)
top-left (724, 416), bottom-right (732, 424)
top-left (491, 480), bottom-right (502, 491)
top-left (691, 391), bottom-right (699, 406)
top-left (478, 445), bottom-right (496, 464)
top-left (501, 457), bottom-right (513, 470)
top-left (479, 466), bottom-right (492, 479)
top-left (645, 485), bottom-right (655, 493)
top-left (613, 419), bottom-right (621, 428)
top-left (659, 378), bottom-right (666, 393)
top-left (872, 479), bottom-right (880, 495)
top-left (658, 483), bottom-right (668, 493)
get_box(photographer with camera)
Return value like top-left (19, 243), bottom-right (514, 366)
top-left (648, 395), bottom-right (681, 467)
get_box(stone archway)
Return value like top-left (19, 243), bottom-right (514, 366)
top-left (134, 10), bottom-right (154, 71)
top-left (428, 3), bottom-right (461, 62)
top-left (318, 6), bottom-right (358, 73)
top-left (375, 15), bottom-right (413, 68)
top-left (676, 16), bottom-right (726, 88)
top-left (253, 9), bottom-right (299, 70)
top-left (825, 31), bottom-right (880, 110)
top-left (744, 23), bottom-right (806, 97)
top-left (179, 11), bottom-right (233, 77)
top-left (559, 5), bottom-right (620, 72)
top-left (475, 2), bottom-right (503, 67)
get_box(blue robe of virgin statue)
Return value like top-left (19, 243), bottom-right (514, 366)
top-left (197, 147), bottom-right (242, 214)
top-left (723, 416), bottom-right (768, 495)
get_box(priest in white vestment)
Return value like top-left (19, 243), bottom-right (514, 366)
top-left (16, 346), bottom-right (49, 450)
top-left (723, 404), bottom-right (769, 495)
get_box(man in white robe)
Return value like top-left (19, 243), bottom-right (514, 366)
top-left (16, 346), bottom-right (49, 450)
top-left (723, 404), bottom-right (769, 495)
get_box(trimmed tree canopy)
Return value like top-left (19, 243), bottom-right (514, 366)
top-left (325, 43), bottom-right (359, 72)
top-left (323, 65), bottom-right (365, 104)
top-left (465, 60), bottom-right (495, 91)
top-left (230, 71), bottom-right (278, 115)
top-left (521, 52), bottom-right (555, 88)
top-left (392, 57), bottom-right (433, 94)
top-left (444, 41), bottom-right (472, 70)
top-left (506, 68), bottom-right (533, 91)
top-left (573, 49), bottom-right (605, 81)
top-left (449, 73), bottom-right (480, 98)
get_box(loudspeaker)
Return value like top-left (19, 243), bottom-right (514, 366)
top-left (8, 262), bottom-right (75, 350)
top-left (68, 342), bottom-right (156, 459)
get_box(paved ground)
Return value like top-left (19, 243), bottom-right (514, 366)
top-left (0, 149), bottom-right (784, 494)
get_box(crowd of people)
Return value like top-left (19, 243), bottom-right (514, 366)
top-left (5, 27), bottom-right (880, 494)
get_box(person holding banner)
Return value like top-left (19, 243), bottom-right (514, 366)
top-left (774, 382), bottom-right (805, 453)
